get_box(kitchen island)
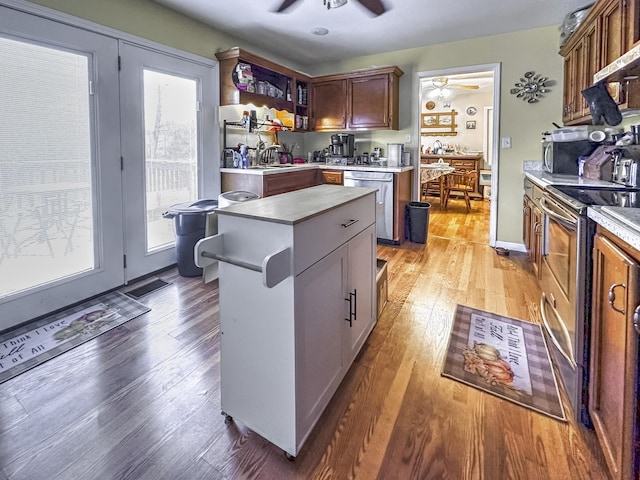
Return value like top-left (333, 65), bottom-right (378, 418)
top-left (196, 185), bottom-right (377, 458)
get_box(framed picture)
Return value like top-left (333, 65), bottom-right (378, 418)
top-left (466, 120), bottom-right (476, 129)
top-left (420, 110), bottom-right (458, 136)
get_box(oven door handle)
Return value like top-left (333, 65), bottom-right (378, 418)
top-left (539, 197), bottom-right (577, 231)
top-left (540, 293), bottom-right (577, 368)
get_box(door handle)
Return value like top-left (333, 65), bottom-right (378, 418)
top-left (633, 305), bottom-right (640, 335)
top-left (608, 283), bottom-right (626, 314)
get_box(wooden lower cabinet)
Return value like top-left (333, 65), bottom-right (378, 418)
top-left (393, 169), bottom-right (412, 243)
top-left (321, 170), bottom-right (343, 185)
top-left (221, 169), bottom-right (320, 197)
top-left (589, 228), bottom-right (640, 480)
top-left (523, 179), bottom-right (544, 279)
top-left (523, 197), bottom-right (543, 279)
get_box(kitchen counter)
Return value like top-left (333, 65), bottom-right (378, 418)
top-left (588, 206), bottom-right (640, 251)
top-left (524, 171), bottom-right (620, 189)
top-left (220, 164), bottom-right (414, 175)
top-left (524, 171), bottom-right (640, 250)
top-left (216, 184), bottom-right (377, 225)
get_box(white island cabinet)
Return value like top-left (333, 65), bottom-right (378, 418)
top-left (196, 185), bottom-right (377, 458)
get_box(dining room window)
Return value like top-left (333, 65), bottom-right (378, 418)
top-left (0, 35), bottom-right (95, 298)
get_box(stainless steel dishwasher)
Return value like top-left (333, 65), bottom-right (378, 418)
top-left (343, 170), bottom-right (394, 241)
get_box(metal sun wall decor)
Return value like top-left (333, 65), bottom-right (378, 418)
top-left (510, 71), bottom-right (549, 103)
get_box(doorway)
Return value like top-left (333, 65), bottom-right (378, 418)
top-left (416, 64), bottom-right (500, 246)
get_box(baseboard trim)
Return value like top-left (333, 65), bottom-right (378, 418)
top-left (495, 240), bottom-right (526, 253)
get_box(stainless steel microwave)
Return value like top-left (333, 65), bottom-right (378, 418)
top-left (542, 140), bottom-right (596, 174)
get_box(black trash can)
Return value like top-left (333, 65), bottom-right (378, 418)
top-left (405, 201), bottom-right (431, 244)
top-left (163, 199), bottom-right (218, 277)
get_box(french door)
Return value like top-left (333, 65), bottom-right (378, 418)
top-left (0, 6), bottom-right (218, 330)
top-left (119, 42), bottom-right (217, 281)
top-left (0, 6), bottom-right (124, 330)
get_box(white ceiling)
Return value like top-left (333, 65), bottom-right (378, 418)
top-left (151, 0), bottom-right (595, 65)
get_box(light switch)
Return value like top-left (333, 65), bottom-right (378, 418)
top-left (501, 137), bottom-right (512, 148)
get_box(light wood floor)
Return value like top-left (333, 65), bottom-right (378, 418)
top-left (0, 198), bottom-right (610, 480)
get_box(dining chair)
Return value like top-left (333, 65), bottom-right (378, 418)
top-left (442, 170), bottom-right (478, 212)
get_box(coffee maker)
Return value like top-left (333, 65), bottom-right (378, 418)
top-left (328, 133), bottom-right (355, 161)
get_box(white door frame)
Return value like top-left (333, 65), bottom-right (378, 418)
top-left (414, 63), bottom-right (501, 247)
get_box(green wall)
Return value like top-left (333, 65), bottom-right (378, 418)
top-left (303, 26), bottom-right (566, 245)
top-left (25, 0), bottom-right (568, 244)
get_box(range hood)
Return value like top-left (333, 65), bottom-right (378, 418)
top-left (594, 43), bottom-right (640, 83)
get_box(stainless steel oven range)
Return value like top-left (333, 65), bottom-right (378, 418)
top-left (540, 183), bottom-right (640, 425)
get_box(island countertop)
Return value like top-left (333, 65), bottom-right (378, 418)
top-left (215, 184), bottom-right (377, 225)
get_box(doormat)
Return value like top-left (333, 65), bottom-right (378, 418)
top-left (124, 278), bottom-right (171, 299)
top-left (441, 305), bottom-right (566, 422)
top-left (0, 291), bottom-right (149, 384)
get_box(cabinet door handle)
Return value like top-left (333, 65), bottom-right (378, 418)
top-left (341, 219), bottom-right (359, 228)
top-left (344, 290), bottom-right (355, 327)
top-left (353, 288), bottom-right (357, 323)
top-left (608, 283), bottom-right (626, 314)
top-left (633, 305), bottom-right (640, 335)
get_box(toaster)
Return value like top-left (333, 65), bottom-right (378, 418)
top-left (612, 146), bottom-right (640, 188)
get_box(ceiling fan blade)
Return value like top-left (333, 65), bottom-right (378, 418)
top-left (354, 0), bottom-right (387, 16)
top-left (274, 0), bottom-right (300, 13)
top-left (454, 85), bottom-right (480, 90)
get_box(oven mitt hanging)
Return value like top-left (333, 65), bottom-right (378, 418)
top-left (581, 81), bottom-right (623, 126)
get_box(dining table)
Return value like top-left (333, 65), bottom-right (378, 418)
top-left (420, 163), bottom-right (455, 204)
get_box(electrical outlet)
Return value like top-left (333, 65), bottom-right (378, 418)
top-left (404, 134), bottom-right (411, 143)
top-left (501, 137), bottom-right (512, 148)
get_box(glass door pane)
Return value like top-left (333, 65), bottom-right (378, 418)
top-left (0, 37), bottom-right (95, 297)
top-left (144, 70), bottom-right (198, 251)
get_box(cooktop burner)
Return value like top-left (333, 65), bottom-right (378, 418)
top-left (548, 184), bottom-right (640, 209)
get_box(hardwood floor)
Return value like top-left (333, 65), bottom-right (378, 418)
top-left (0, 199), bottom-right (609, 479)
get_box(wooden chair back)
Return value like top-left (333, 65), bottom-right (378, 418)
top-left (443, 170), bottom-right (478, 212)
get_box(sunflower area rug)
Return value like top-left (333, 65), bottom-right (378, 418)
top-left (0, 291), bottom-right (149, 384)
top-left (441, 304), bottom-right (566, 422)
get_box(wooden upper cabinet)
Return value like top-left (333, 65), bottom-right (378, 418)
top-left (626, 0), bottom-right (640, 48)
top-left (215, 48), bottom-right (310, 126)
top-left (560, 0), bottom-right (637, 125)
top-left (310, 79), bottom-right (348, 131)
top-left (216, 48), bottom-right (402, 133)
top-left (600, 0), bottom-right (625, 66)
top-left (311, 66), bottom-right (403, 132)
top-left (349, 73), bottom-right (395, 130)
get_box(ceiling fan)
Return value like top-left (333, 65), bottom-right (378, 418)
top-left (425, 77), bottom-right (480, 98)
top-left (275, 0), bottom-right (387, 16)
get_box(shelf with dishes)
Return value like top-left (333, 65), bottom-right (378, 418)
top-left (215, 48), bottom-right (309, 131)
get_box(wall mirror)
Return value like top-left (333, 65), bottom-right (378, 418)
top-left (420, 110), bottom-right (458, 136)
